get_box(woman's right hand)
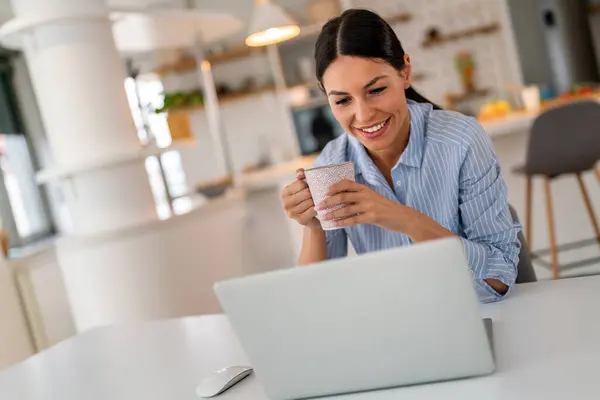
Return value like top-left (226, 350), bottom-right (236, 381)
top-left (281, 169), bottom-right (322, 230)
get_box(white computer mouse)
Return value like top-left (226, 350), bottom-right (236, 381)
top-left (196, 366), bottom-right (253, 398)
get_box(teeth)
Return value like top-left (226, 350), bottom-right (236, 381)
top-left (360, 120), bottom-right (386, 133)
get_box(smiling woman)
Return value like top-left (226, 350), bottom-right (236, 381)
top-left (279, 9), bottom-right (521, 304)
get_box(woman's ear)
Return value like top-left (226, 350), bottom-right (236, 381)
top-left (401, 54), bottom-right (412, 89)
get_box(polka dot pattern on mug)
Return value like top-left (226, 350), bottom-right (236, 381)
top-left (305, 162), bottom-right (355, 231)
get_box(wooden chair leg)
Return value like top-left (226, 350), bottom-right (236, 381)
top-left (543, 177), bottom-right (559, 280)
top-left (576, 174), bottom-right (600, 245)
top-left (525, 176), bottom-right (533, 248)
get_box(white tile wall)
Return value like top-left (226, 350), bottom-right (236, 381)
top-left (345, 0), bottom-right (523, 106)
top-left (161, 0), bottom-right (524, 108)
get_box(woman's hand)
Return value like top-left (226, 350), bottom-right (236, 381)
top-left (281, 169), bottom-right (322, 230)
top-left (316, 180), bottom-right (411, 232)
top-left (317, 180), bottom-right (455, 243)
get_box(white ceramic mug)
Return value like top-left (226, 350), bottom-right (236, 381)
top-left (304, 162), bottom-right (355, 231)
top-left (522, 85), bottom-right (541, 113)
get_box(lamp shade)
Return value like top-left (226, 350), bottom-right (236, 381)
top-left (245, 0), bottom-right (299, 47)
top-left (112, 9), bottom-right (244, 53)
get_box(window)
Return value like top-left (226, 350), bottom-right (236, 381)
top-left (0, 54), bottom-right (55, 251)
top-left (124, 74), bottom-right (189, 217)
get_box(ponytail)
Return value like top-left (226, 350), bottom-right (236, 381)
top-left (405, 86), bottom-right (442, 110)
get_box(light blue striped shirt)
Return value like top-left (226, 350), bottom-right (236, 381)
top-left (314, 100), bottom-right (520, 303)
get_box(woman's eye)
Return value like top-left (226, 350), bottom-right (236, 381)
top-left (336, 97), bottom-right (351, 106)
top-left (369, 87), bottom-right (386, 95)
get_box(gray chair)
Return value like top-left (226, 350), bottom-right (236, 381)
top-left (515, 100), bottom-right (600, 280)
top-left (509, 205), bottom-right (537, 284)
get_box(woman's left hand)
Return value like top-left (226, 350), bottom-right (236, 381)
top-left (316, 179), bottom-right (413, 232)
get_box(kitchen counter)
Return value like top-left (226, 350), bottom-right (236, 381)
top-left (479, 111), bottom-right (536, 138)
top-left (238, 93), bottom-right (600, 191)
top-left (479, 92), bottom-right (600, 137)
top-left (236, 155), bottom-right (318, 192)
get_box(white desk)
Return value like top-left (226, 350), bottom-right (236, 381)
top-left (2, 276), bottom-right (600, 400)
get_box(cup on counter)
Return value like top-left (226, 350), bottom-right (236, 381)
top-left (304, 162), bottom-right (355, 231)
top-left (521, 85), bottom-right (541, 113)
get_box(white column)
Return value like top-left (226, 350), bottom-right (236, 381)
top-left (267, 44), bottom-right (286, 91)
top-left (2, 0), bottom-right (165, 332)
top-left (193, 37), bottom-right (233, 178)
top-left (266, 44), bottom-right (300, 161)
top-left (7, 0), bottom-right (157, 235)
top-left (1, 0), bottom-right (259, 335)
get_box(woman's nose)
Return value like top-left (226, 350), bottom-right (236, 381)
top-left (355, 100), bottom-right (375, 123)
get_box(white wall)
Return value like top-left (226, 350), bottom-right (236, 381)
top-left (349, 0), bottom-right (522, 107)
top-left (178, 90), bottom-right (299, 188)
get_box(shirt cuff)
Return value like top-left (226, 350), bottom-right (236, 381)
top-left (460, 237), bottom-right (514, 303)
top-left (474, 277), bottom-right (513, 303)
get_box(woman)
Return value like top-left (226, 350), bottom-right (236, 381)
top-left (281, 9), bottom-right (520, 303)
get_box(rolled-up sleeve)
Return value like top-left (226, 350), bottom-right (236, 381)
top-left (326, 229), bottom-right (348, 259)
top-left (459, 120), bottom-right (520, 303)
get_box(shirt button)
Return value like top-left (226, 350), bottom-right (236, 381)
top-left (396, 180), bottom-right (401, 185)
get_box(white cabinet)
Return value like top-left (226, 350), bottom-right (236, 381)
top-left (0, 263), bottom-right (33, 370)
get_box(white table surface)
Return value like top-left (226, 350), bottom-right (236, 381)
top-left (2, 275), bottom-right (600, 400)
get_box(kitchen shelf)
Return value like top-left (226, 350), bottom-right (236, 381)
top-left (163, 85), bottom-right (278, 114)
top-left (386, 12), bottom-right (413, 25)
top-left (155, 46), bottom-right (267, 76)
top-left (155, 12), bottom-right (414, 76)
top-left (422, 23), bottom-right (500, 49)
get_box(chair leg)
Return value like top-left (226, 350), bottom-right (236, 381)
top-left (543, 177), bottom-right (559, 280)
top-left (525, 176), bottom-right (533, 248)
top-left (576, 174), bottom-right (600, 245)
top-left (595, 166), bottom-right (600, 184)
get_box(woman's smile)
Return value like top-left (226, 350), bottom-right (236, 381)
top-left (352, 117), bottom-right (392, 140)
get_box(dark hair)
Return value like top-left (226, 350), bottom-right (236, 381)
top-left (315, 9), bottom-right (441, 110)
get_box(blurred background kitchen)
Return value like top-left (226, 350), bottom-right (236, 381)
top-left (2, 0), bottom-right (600, 370)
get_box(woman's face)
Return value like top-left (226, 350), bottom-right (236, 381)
top-left (322, 55), bottom-right (412, 153)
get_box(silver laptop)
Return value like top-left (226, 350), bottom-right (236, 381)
top-left (214, 238), bottom-right (495, 400)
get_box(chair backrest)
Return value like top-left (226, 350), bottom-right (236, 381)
top-left (525, 100), bottom-right (600, 175)
top-left (508, 205), bottom-right (537, 284)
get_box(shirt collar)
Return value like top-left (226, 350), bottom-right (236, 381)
top-left (348, 100), bottom-right (431, 184)
top-left (399, 100), bottom-right (430, 168)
